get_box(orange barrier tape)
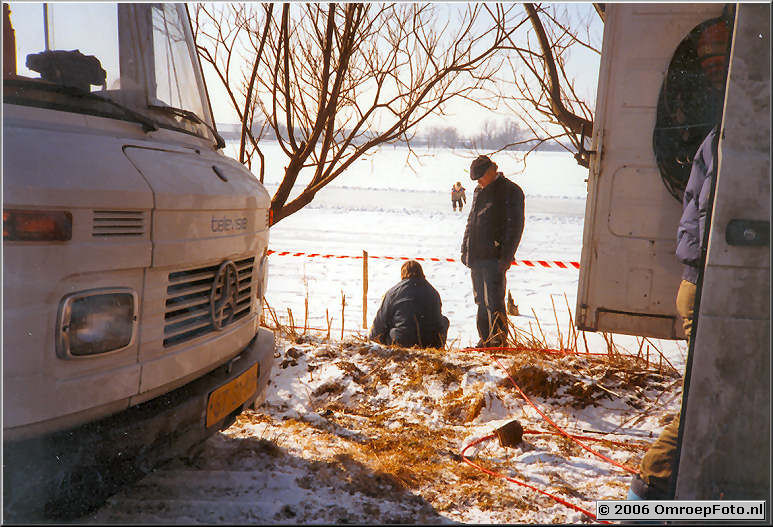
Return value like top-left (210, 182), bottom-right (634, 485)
top-left (267, 250), bottom-right (580, 270)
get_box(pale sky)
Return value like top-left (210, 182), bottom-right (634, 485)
top-left (202, 2), bottom-right (604, 133)
top-left (7, 2), bottom-right (604, 134)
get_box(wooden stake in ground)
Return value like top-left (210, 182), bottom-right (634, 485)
top-left (341, 290), bottom-right (346, 340)
top-left (550, 295), bottom-right (564, 350)
top-left (304, 293), bottom-right (309, 334)
top-left (563, 293), bottom-right (578, 352)
top-left (362, 250), bottom-right (368, 329)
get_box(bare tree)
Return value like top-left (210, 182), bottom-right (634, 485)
top-left (427, 125), bottom-right (461, 149)
top-left (192, 3), bottom-right (273, 181)
top-left (194, 3), bottom-right (524, 225)
top-left (496, 3), bottom-right (601, 167)
top-left (469, 119), bottom-right (529, 151)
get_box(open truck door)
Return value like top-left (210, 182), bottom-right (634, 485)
top-left (580, 2), bottom-right (770, 504)
top-left (576, 3), bottom-right (725, 339)
top-left (675, 4), bottom-right (770, 502)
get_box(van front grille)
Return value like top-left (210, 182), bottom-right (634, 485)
top-left (92, 210), bottom-right (145, 237)
top-left (163, 257), bottom-right (254, 348)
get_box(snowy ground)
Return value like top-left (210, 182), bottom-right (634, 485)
top-left (250, 143), bottom-right (684, 361)
top-left (84, 144), bottom-right (688, 524)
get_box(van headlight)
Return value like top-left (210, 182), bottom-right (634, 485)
top-left (57, 288), bottom-right (138, 358)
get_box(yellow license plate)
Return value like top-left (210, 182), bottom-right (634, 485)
top-left (206, 363), bottom-right (258, 428)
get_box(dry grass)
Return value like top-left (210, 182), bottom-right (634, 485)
top-left (485, 340), bottom-right (679, 412)
top-left (245, 298), bottom-right (685, 522)
top-left (501, 297), bottom-right (681, 379)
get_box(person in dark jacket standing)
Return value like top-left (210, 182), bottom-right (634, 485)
top-left (370, 260), bottom-right (450, 349)
top-left (461, 155), bottom-right (525, 348)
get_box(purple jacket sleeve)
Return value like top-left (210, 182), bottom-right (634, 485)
top-left (676, 128), bottom-right (717, 283)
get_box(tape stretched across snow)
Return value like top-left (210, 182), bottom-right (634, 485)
top-left (267, 250), bottom-right (580, 270)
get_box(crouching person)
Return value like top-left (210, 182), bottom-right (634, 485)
top-left (370, 260), bottom-right (450, 349)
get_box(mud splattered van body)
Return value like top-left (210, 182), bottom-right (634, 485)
top-left (3, 3), bottom-right (274, 518)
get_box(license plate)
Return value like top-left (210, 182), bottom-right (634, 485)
top-left (206, 364), bottom-right (258, 428)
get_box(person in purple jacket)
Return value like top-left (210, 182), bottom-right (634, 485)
top-left (629, 127), bottom-right (719, 502)
top-left (628, 11), bottom-right (731, 503)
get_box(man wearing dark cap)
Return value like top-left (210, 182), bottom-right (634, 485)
top-left (461, 155), bottom-right (525, 348)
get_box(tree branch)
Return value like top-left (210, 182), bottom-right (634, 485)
top-left (522, 3), bottom-right (593, 138)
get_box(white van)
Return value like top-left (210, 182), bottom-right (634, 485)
top-left (3, 3), bottom-right (274, 518)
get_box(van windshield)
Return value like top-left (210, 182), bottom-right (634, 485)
top-left (3, 3), bottom-right (215, 141)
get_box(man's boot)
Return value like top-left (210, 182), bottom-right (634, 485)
top-left (489, 311), bottom-right (508, 347)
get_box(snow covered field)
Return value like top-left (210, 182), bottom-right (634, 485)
top-left (244, 142), bottom-right (683, 363)
top-left (85, 143), bottom-right (687, 524)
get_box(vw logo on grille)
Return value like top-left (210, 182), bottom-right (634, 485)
top-left (210, 260), bottom-right (240, 330)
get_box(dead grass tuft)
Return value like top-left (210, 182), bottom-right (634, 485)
top-left (313, 381), bottom-right (346, 399)
top-left (659, 413), bottom-right (677, 426)
top-left (399, 352), bottom-right (465, 391)
top-left (338, 361), bottom-right (367, 384)
top-left (466, 394), bottom-right (486, 422)
top-left (361, 422), bottom-right (459, 491)
top-left (238, 411), bottom-right (274, 425)
top-left (502, 364), bottom-right (570, 399)
top-left (489, 342), bottom-right (679, 409)
top-left (440, 387), bottom-right (474, 424)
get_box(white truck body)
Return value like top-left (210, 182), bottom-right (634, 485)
top-left (577, 3), bottom-right (725, 339)
top-left (3, 3), bottom-right (275, 517)
top-left (582, 2), bottom-right (769, 502)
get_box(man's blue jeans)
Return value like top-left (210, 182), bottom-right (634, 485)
top-left (470, 259), bottom-right (508, 345)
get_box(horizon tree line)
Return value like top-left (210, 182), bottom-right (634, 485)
top-left (193, 3), bottom-right (598, 225)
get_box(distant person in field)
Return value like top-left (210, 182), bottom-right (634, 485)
top-left (461, 155), bottom-right (525, 348)
top-left (370, 260), bottom-right (450, 349)
top-left (451, 181), bottom-right (467, 211)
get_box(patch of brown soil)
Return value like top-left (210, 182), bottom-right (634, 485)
top-left (338, 361), bottom-right (367, 384)
top-left (313, 381), bottom-right (345, 398)
top-left (503, 365), bottom-right (570, 399)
